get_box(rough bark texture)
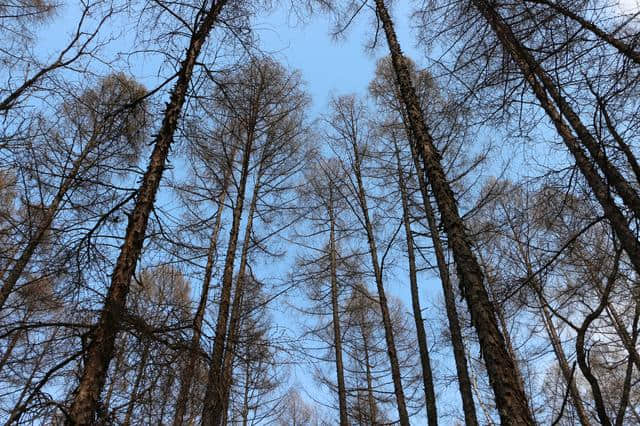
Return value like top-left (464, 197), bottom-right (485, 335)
top-left (399, 122), bottom-right (478, 426)
top-left (373, 0), bottom-right (534, 423)
top-left (393, 143), bottom-right (438, 426)
top-left (65, 1), bottom-right (227, 423)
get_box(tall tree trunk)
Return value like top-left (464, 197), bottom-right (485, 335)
top-left (328, 186), bottom-right (349, 426)
top-left (574, 248), bottom-right (622, 426)
top-left (399, 125), bottom-right (478, 426)
top-left (66, 2), bottom-right (227, 423)
top-left (215, 156), bottom-right (265, 425)
top-left (202, 122), bottom-right (256, 425)
top-left (173, 147), bottom-right (236, 426)
top-left (372, 1), bottom-right (533, 423)
top-left (349, 136), bottom-right (410, 426)
top-left (472, 0), bottom-right (640, 275)
top-left (392, 142), bottom-right (438, 426)
top-left (358, 301), bottom-right (378, 425)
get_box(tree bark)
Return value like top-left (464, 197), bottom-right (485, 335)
top-left (348, 132), bottom-right (410, 426)
top-left (202, 119), bottom-right (255, 426)
top-left (393, 142), bottom-right (438, 426)
top-left (373, 0), bottom-right (533, 423)
top-left (216, 155), bottom-right (265, 425)
top-left (328, 186), bottom-right (350, 426)
top-left (65, 1), bottom-right (227, 423)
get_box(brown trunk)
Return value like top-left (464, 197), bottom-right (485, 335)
top-left (392, 141), bottom-right (438, 426)
top-left (328, 186), bottom-right (349, 426)
top-left (614, 304), bottom-right (639, 426)
top-left (473, 0), bottom-right (640, 275)
top-left (400, 125), bottom-right (478, 426)
top-left (216, 156), bottom-right (265, 424)
top-left (349, 134), bottom-right (410, 425)
top-left (575, 249), bottom-right (621, 426)
top-left (202, 121), bottom-right (255, 425)
top-left (173, 147), bottom-right (236, 426)
top-left (66, 1), bottom-right (227, 423)
top-left (373, 0), bottom-right (533, 423)
top-left (358, 301), bottom-right (378, 425)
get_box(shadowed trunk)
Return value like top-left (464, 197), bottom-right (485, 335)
top-left (65, 1), bottom-right (227, 422)
top-left (373, 0), bottom-right (534, 423)
top-left (202, 119), bottom-right (256, 425)
top-left (392, 140), bottom-right (438, 426)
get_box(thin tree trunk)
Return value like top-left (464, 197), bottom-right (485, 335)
top-left (349, 136), bottom-right (410, 426)
top-left (534, 284), bottom-right (591, 426)
top-left (358, 303), bottom-right (378, 425)
top-left (575, 249), bottom-right (622, 426)
top-left (66, 2), bottom-right (227, 422)
top-left (215, 157), bottom-right (265, 425)
top-left (1, 127), bottom-right (102, 312)
top-left (392, 141), bottom-right (438, 426)
top-left (372, 1), bottom-right (533, 423)
top-left (328, 186), bottom-right (350, 426)
top-left (202, 121), bottom-right (256, 425)
top-left (400, 127), bottom-right (478, 426)
top-left (173, 147), bottom-right (236, 426)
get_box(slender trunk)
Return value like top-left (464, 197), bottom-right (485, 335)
top-left (534, 284), bottom-right (591, 426)
top-left (328, 187), bottom-right (349, 426)
top-left (596, 94), bottom-right (640, 187)
top-left (202, 122), bottom-right (255, 425)
top-left (123, 342), bottom-right (150, 426)
top-left (473, 0), bottom-right (640, 275)
top-left (66, 2), bottom-right (227, 422)
top-left (241, 356), bottom-right (250, 426)
top-left (603, 295), bottom-right (640, 371)
top-left (523, 0), bottom-right (640, 65)
top-left (159, 369), bottom-right (175, 423)
top-left (614, 300), bottom-right (640, 426)
top-left (401, 127), bottom-right (478, 426)
top-left (349, 138), bottom-right (410, 426)
top-left (359, 306), bottom-right (377, 425)
top-left (215, 157), bottom-right (265, 425)
top-left (173, 147), bottom-right (236, 426)
top-left (393, 142), bottom-right (438, 426)
top-left (373, 1), bottom-right (533, 423)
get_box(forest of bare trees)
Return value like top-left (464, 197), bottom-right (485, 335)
top-left (1, 0), bottom-right (640, 424)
